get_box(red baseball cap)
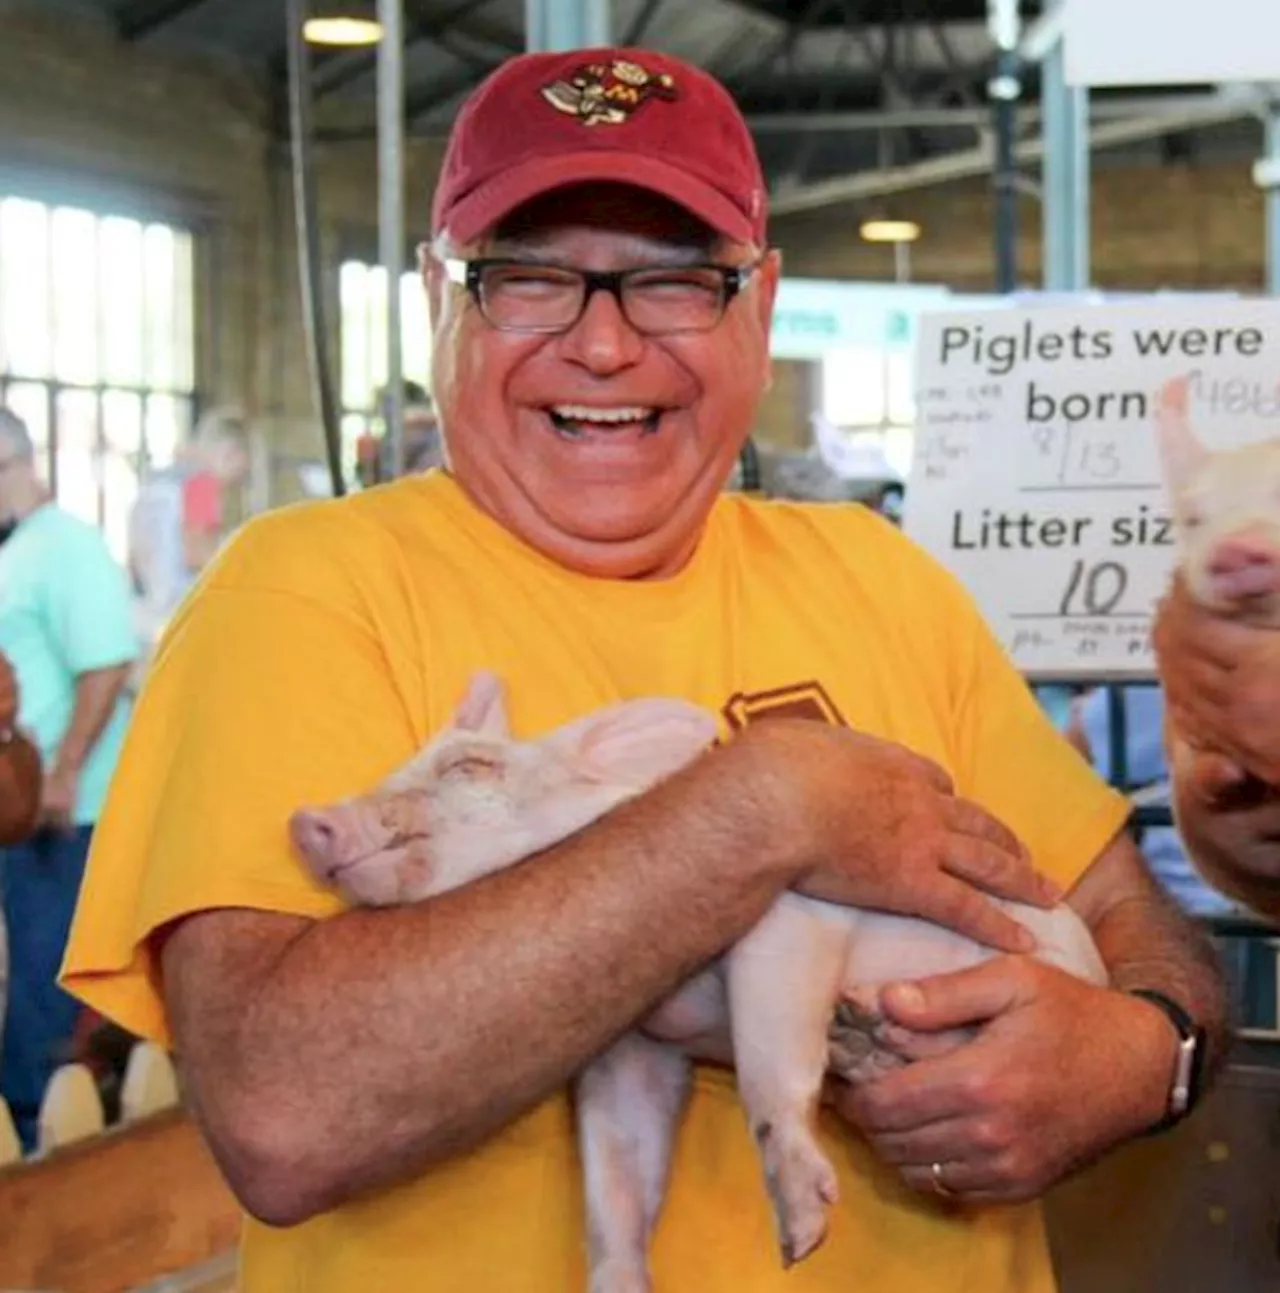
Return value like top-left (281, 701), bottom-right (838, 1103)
top-left (431, 48), bottom-right (768, 247)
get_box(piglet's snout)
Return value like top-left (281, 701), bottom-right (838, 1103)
top-left (1207, 530), bottom-right (1280, 600)
top-left (290, 808), bottom-right (342, 872)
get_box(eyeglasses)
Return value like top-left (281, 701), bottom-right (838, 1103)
top-left (443, 256), bottom-right (763, 336)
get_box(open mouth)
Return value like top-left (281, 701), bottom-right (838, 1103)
top-left (547, 404), bottom-right (663, 440)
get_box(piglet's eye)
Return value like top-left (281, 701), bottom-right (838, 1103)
top-left (441, 755), bottom-right (501, 780)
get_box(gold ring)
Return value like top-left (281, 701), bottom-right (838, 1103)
top-left (931, 1161), bottom-right (957, 1199)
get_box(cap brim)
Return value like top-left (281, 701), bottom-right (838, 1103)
top-left (440, 151), bottom-right (756, 246)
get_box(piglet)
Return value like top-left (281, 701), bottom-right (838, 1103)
top-left (289, 674), bottom-right (1106, 1292)
top-left (1155, 372), bottom-right (1280, 627)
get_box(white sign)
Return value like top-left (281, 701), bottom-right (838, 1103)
top-left (904, 299), bottom-right (1280, 679)
top-left (1063, 0), bottom-right (1280, 87)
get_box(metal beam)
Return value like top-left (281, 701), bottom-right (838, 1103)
top-left (311, 0), bottom-right (508, 99)
top-left (744, 92), bottom-right (1257, 133)
top-left (406, 65), bottom-right (492, 126)
top-left (988, 0), bottom-right (1021, 292)
top-left (284, 0), bottom-right (346, 497)
top-left (1019, 0), bottom-right (1065, 65)
top-left (726, 0), bottom-right (837, 99)
top-left (1042, 35), bottom-right (1089, 290)
top-left (622, 0), bottom-right (665, 46)
top-left (117, 0), bottom-right (212, 40)
top-left (768, 94), bottom-right (1258, 216)
top-left (525, 0), bottom-right (609, 52)
top-left (1258, 104), bottom-right (1280, 293)
top-left (379, 0), bottom-right (407, 477)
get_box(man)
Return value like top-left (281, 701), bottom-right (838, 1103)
top-left (0, 407), bottom-right (136, 1150)
top-left (0, 646), bottom-right (43, 1057)
top-left (62, 49), bottom-right (1224, 1292)
top-left (127, 406), bottom-right (250, 648)
top-left (1153, 576), bottom-right (1280, 919)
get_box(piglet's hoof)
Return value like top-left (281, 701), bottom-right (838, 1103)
top-left (827, 995), bottom-right (907, 1086)
top-left (756, 1121), bottom-right (838, 1268)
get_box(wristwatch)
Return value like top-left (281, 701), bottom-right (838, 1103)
top-left (1128, 988), bottom-right (1207, 1134)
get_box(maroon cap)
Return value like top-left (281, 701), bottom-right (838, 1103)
top-left (432, 48), bottom-right (767, 247)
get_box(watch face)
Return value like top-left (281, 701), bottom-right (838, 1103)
top-left (1170, 1035), bottom-right (1198, 1115)
top-left (1129, 989), bottom-right (1206, 1129)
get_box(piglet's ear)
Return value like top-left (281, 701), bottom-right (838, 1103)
top-left (548, 699), bottom-right (718, 790)
top-left (452, 670), bottom-right (509, 738)
top-left (1154, 373), bottom-right (1208, 495)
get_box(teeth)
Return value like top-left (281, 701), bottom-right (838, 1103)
top-left (552, 405), bottom-right (656, 424)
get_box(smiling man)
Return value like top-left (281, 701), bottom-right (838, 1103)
top-left (62, 48), bottom-right (1224, 1293)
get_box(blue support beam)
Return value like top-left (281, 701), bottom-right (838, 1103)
top-left (1264, 106), bottom-right (1280, 295)
top-left (525, 0), bottom-right (609, 52)
top-left (1041, 38), bottom-right (1090, 291)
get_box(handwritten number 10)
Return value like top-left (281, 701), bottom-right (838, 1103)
top-left (1059, 560), bottom-right (1128, 616)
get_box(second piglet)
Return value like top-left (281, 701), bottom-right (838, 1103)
top-left (289, 673), bottom-right (1106, 1293)
top-left (1155, 371), bottom-right (1280, 627)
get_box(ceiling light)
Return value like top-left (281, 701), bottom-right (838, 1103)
top-left (303, 15), bottom-right (383, 46)
top-left (859, 219), bottom-right (922, 244)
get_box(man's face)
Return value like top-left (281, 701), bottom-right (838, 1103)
top-left (210, 439), bottom-right (250, 486)
top-left (427, 184), bottom-right (779, 579)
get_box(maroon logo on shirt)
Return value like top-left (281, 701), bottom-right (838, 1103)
top-left (720, 682), bottom-right (846, 731)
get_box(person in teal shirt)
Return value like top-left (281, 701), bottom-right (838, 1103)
top-left (0, 407), bottom-right (137, 1150)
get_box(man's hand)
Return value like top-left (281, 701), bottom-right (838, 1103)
top-left (1154, 575), bottom-right (1280, 784)
top-left (1169, 735), bottom-right (1280, 914)
top-left (830, 957), bottom-right (1176, 1205)
top-left (40, 763), bottom-right (78, 832)
top-left (740, 721), bottom-right (1060, 954)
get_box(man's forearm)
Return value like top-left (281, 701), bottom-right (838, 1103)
top-left (56, 664), bottom-right (131, 773)
top-left (165, 737), bottom-right (800, 1225)
top-left (1087, 867), bottom-right (1230, 1082)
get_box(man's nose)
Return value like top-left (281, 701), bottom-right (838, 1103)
top-left (556, 285), bottom-right (645, 374)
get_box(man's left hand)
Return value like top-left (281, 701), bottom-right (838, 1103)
top-left (40, 764), bottom-right (79, 832)
top-left (831, 957), bottom-right (1175, 1205)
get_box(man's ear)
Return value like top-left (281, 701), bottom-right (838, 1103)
top-left (423, 247), bottom-right (446, 331)
top-left (756, 248), bottom-right (781, 329)
top-left (755, 249), bottom-right (782, 391)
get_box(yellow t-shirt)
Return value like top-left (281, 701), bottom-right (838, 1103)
top-left (62, 469), bottom-right (1129, 1293)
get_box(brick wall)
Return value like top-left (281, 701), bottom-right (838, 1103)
top-left (769, 161), bottom-right (1267, 293)
top-left (0, 7), bottom-right (1271, 477)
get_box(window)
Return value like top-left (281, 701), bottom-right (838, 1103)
top-left (0, 196), bottom-right (196, 563)
top-left (820, 344), bottom-right (916, 480)
top-left (339, 260), bottom-right (431, 475)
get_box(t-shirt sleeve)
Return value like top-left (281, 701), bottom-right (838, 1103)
top-left (935, 560), bottom-right (1132, 892)
top-left (47, 521), bottom-right (138, 673)
top-left (852, 516), bottom-right (1133, 894)
top-left (60, 502), bottom-right (429, 1046)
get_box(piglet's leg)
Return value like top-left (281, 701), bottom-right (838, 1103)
top-left (726, 894), bottom-right (849, 1269)
top-left (574, 1032), bottom-right (692, 1293)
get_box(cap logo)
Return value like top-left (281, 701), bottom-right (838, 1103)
top-left (541, 59), bottom-right (677, 127)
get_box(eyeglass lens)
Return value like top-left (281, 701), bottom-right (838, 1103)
top-left (478, 264), bottom-right (731, 333)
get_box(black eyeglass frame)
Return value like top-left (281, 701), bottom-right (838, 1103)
top-left (441, 255), bottom-right (766, 336)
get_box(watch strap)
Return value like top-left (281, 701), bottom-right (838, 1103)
top-left (1128, 988), bottom-right (1206, 1135)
